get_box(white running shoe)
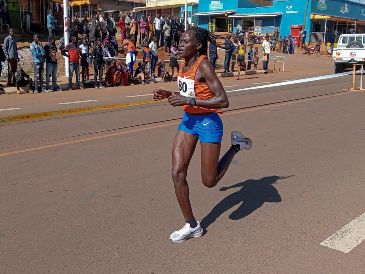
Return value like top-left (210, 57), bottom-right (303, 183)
top-left (169, 222), bottom-right (203, 243)
top-left (231, 131), bottom-right (252, 150)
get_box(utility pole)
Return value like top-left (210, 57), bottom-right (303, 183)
top-left (63, 0), bottom-right (69, 77)
top-left (300, 0), bottom-right (310, 50)
top-left (184, 0), bottom-right (187, 30)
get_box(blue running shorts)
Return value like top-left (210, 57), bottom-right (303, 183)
top-left (178, 112), bottom-right (224, 143)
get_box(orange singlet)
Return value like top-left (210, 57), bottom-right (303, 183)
top-left (178, 55), bottom-right (222, 114)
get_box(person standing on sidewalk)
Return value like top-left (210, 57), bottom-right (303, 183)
top-left (30, 34), bottom-right (45, 93)
top-left (224, 33), bottom-right (234, 73)
top-left (66, 36), bottom-right (81, 90)
top-left (92, 39), bottom-right (105, 89)
top-left (47, 10), bottom-right (57, 39)
top-left (149, 36), bottom-right (158, 82)
top-left (262, 35), bottom-right (271, 73)
top-left (3, 28), bottom-right (18, 87)
top-left (209, 37), bottom-right (218, 69)
top-left (44, 37), bottom-right (59, 92)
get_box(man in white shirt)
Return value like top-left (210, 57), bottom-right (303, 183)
top-left (149, 36), bottom-right (158, 81)
top-left (262, 35), bottom-right (271, 73)
top-left (154, 14), bottom-right (161, 48)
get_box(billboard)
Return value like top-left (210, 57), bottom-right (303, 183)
top-left (312, 0), bottom-right (365, 20)
top-left (238, 0), bottom-right (274, 8)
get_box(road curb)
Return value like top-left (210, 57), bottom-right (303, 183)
top-left (0, 99), bottom-right (160, 124)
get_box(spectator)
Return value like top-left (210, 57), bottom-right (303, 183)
top-left (116, 14), bottom-right (126, 43)
top-left (169, 42), bottom-right (179, 79)
top-left (44, 37), bottom-right (59, 92)
top-left (125, 37), bottom-right (136, 76)
top-left (247, 44), bottom-right (254, 70)
top-left (149, 36), bottom-right (158, 82)
top-left (130, 15), bottom-right (138, 46)
top-left (105, 60), bottom-right (117, 87)
top-left (47, 10), bottom-right (57, 39)
top-left (92, 39), bottom-right (105, 89)
top-left (15, 67), bottom-right (33, 94)
top-left (142, 41), bottom-right (151, 64)
top-left (79, 38), bottom-right (90, 84)
top-left (125, 12), bottom-right (131, 37)
top-left (163, 18), bottom-right (171, 53)
top-left (81, 13), bottom-right (89, 39)
top-left (289, 35), bottom-right (295, 54)
top-left (0, 44), bottom-right (5, 77)
top-left (134, 62), bottom-right (146, 84)
top-left (89, 15), bottom-right (99, 47)
top-left (139, 16), bottom-right (147, 46)
top-left (262, 35), bottom-right (271, 73)
top-left (30, 34), bottom-right (45, 93)
top-left (102, 38), bottom-right (116, 66)
top-left (115, 61), bottom-right (129, 86)
top-left (160, 14), bottom-right (165, 48)
top-left (154, 14), bottom-right (162, 47)
top-left (209, 37), bottom-right (218, 68)
top-left (106, 13), bottom-right (116, 38)
top-left (236, 43), bottom-right (246, 80)
top-left (65, 36), bottom-right (81, 90)
top-left (224, 33), bottom-right (234, 73)
top-left (3, 28), bottom-right (18, 87)
top-left (254, 46), bottom-right (259, 70)
top-left (99, 13), bottom-right (108, 42)
top-left (71, 15), bottom-right (81, 41)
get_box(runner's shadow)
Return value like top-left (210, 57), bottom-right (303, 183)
top-left (201, 175), bottom-right (292, 230)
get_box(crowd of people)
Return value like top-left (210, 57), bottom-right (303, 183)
top-left (0, 9), bottom-right (280, 95)
top-left (0, 10), bottom-right (185, 94)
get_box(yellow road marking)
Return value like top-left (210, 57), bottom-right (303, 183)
top-left (0, 92), bottom-right (349, 158)
top-left (0, 99), bottom-right (159, 124)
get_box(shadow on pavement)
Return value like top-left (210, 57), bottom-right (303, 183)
top-left (201, 175), bottom-right (293, 231)
top-left (0, 83), bottom-right (4, 95)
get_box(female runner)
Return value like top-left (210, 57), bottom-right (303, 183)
top-left (153, 27), bottom-right (252, 243)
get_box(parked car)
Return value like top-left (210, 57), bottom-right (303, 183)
top-left (333, 33), bottom-right (365, 73)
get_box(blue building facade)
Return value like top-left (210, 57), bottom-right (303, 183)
top-left (195, 0), bottom-right (365, 42)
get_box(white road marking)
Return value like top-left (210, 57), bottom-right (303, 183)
top-left (58, 99), bottom-right (98, 105)
top-left (124, 72), bottom-right (352, 98)
top-left (225, 84), bottom-right (240, 88)
top-left (253, 82), bottom-right (271, 85)
top-left (320, 212), bottom-right (365, 253)
top-left (226, 72), bottom-right (352, 93)
top-left (0, 107), bottom-right (21, 112)
top-left (125, 94), bottom-right (153, 98)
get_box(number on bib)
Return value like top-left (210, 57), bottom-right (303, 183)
top-left (177, 76), bottom-right (195, 97)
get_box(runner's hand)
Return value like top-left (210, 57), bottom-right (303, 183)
top-left (168, 94), bottom-right (189, 107)
top-left (153, 89), bottom-right (172, 100)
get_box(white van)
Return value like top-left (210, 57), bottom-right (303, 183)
top-left (333, 34), bottom-right (365, 73)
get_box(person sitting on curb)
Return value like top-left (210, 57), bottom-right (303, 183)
top-left (15, 67), bottom-right (33, 94)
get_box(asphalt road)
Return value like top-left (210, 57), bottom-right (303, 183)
top-left (1, 60), bottom-right (365, 273)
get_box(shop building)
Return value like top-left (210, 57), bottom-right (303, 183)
top-left (133, 0), bottom-right (198, 23)
top-left (195, 0), bottom-right (365, 42)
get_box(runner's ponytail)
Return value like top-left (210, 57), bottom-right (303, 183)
top-left (189, 26), bottom-right (225, 56)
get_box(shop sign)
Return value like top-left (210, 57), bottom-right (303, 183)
top-left (209, 1), bottom-right (224, 11)
top-left (340, 3), bottom-right (349, 14)
top-left (317, 0), bottom-right (327, 11)
top-left (146, 0), bottom-right (198, 8)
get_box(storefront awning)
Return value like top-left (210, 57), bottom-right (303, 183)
top-left (194, 10), bottom-right (236, 16)
top-left (52, 0), bottom-right (91, 6)
top-left (133, 3), bottom-right (196, 12)
top-left (228, 12), bottom-right (282, 18)
top-left (311, 13), bottom-right (365, 24)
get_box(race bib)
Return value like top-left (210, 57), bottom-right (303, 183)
top-left (178, 76), bottom-right (195, 97)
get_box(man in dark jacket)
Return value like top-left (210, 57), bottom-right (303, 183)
top-left (3, 28), bottom-right (18, 86)
top-left (209, 38), bottom-right (218, 69)
top-left (224, 33), bottom-right (234, 73)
